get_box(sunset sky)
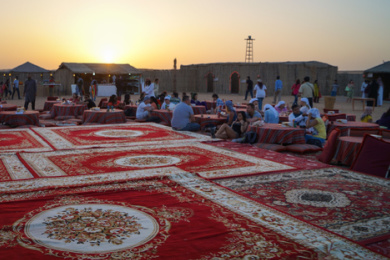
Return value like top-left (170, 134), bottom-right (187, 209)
top-left (1, 0), bottom-right (389, 71)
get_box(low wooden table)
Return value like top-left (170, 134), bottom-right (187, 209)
top-left (352, 98), bottom-right (376, 111)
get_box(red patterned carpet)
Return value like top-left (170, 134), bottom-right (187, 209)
top-left (0, 173), bottom-right (381, 260)
top-left (17, 143), bottom-right (294, 179)
top-left (32, 123), bottom-right (213, 150)
top-left (205, 141), bottom-right (329, 171)
top-left (0, 124), bottom-right (388, 259)
top-left (214, 167), bottom-right (390, 248)
top-left (0, 129), bottom-right (52, 153)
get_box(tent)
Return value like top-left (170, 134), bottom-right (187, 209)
top-left (364, 61), bottom-right (390, 100)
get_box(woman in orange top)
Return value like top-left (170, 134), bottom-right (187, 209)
top-left (108, 95), bottom-right (121, 108)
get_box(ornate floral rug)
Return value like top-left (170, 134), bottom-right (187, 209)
top-left (0, 173), bottom-right (383, 260)
top-left (0, 129), bottom-right (53, 154)
top-left (17, 142), bottom-right (295, 180)
top-left (205, 141), bottom-right (329, 171)
top-left (32, 123), bottom-right (215, 150)
top-left (214, 167), bottom-right (390, 247)
top-left (0, 154), bottom-right (34, 181)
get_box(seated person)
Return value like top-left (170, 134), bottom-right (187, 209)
top-left (224, 100), bottom-right (237, 125)
top-left (191, 93), bottom-right (207, 109)
top-left (171, 95), bottom-right (200, 131)
top-left (107, 95), bottom-right (121, 108)
top-left (360, 107), bottom-right (373, 123)
top-left (264, 104), bottom-right (279, 123)
top-left (161, 95), bottom-right (176, 110)
top-left (212, 93), bottom-right (224, 112)
top-left (275, 101), bottom-right (290, 115)
top-left (214, 111), bottom-right (248, 139)
top-left (136, 96), bottom-right (154, 119)
top-left (150, 96), bottom-right (160, 109)
top-left (376, 107), bottom-right (390, 129)
top-left (300, 97), bottom-right (311, 115)
top-left (123, 94), bottom-right (132, 105)
top-left (288, 104), bottom-right (306, 127)
top-left (170, 92), bottom-right (181, 105)
top-left (158, 91), bottom-right (167, 105)
top-left (249, 98), bottom-right (261, 113)
top-left (84, 95), bottom-right (96, 109)
top-left (305, 108), bottom-right (327, 145)
top-left (137, 92), bottom-right (146, 105)
top-left (70, 93), bottom-right (80, 103)
top-left (246, 103), bottom-right (262, 124)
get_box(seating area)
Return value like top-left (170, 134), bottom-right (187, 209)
top-left (0, 95), bottom-right (389, 259)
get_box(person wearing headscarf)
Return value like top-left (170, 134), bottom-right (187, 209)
top-left (360, 107), bottom-right (373, 123)
top-left (249, 98), bottom-right (261, 113)
top-left (161, 95), bottom-right (176, 111)
top-left (264, 104), bottom-right (279, 123)
top-left (300, 97), bottom-right (311, 115)
top-left (275, 101), bottom-right (290, 115)
top-left (305, 108), bottom-right (326, 144)
top-left (221, 100), bottom-right (237, 125)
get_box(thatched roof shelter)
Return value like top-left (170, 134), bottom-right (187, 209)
top-left (58, 63), bottom-right (140, 75)
top-left (10, 61), bottom-right (50, 73)
top-left (364, 61), bottom-right (390, 100)
top-left (364, 61), bottom-right (390, 74)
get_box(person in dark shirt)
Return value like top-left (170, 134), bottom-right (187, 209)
top-left (84, 95), bottom-right (96, 109)
top-left (245, 76), bottom-right (253, 100)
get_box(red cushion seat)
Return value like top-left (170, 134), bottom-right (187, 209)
top-left (350, 134), bottom-right (390, 178)
top-left (253, 143), bottom-right (287, 152)
top-left (316, 128), bottom-right (341, 164)
top-left (285, 144), bottom-right (322, 154)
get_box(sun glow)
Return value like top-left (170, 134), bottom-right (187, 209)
top-left (102, 48), bottom-right (115, 63)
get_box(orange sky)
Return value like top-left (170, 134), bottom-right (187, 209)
top-left (1, 0), bottom-right (389, 71)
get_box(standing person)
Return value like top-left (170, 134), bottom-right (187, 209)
top-left (377, 77), bottom-right (384, 107)
top-left (48, 76), bottom-right (55, 97)
top-left (299, 76), bottom-right (314, 108)
top-left (291, 79), bottom-right (301, 105)
top-left (367, 79), bottom-right (379, 107)
top-left (244, 76), bottom-right (253, 100)
top-left (4, 78), bottom-right (11, 99)
top-left (313, 80), bottom-right (320, 103)
top-left (361, 80), bottom-right (368, 98)
top-left (273, 76), bottom-right (283, 104)
top-left (331, 80), bottom-right (339, 97)
top-left (253, 79), bottom-right (267, 110)
top-left (12, 76), bottom-right (21, 100)
top-left (90, 79), bottom-right (98, 101)
top-left (143, 79), bottom-right (155, 98)
top-left (23, 75), bottom-right (37, 110)
top-left (345, 80), bottom-right (354, 103)
top-left (171, 95), bottom-right (200, 131)
top-left (112, 75), bottom-right (116, 84)
top-left (76, 76), bottom-right (84, 99)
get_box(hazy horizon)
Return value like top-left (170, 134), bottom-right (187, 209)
top-left (1, 0), bottom-right (389, 71)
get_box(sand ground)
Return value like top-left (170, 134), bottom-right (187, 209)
top-left (4, 93), bottom-right (389, 122)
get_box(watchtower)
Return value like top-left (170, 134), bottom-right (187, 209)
top-left (245, 35), bottom-right (255, 63)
